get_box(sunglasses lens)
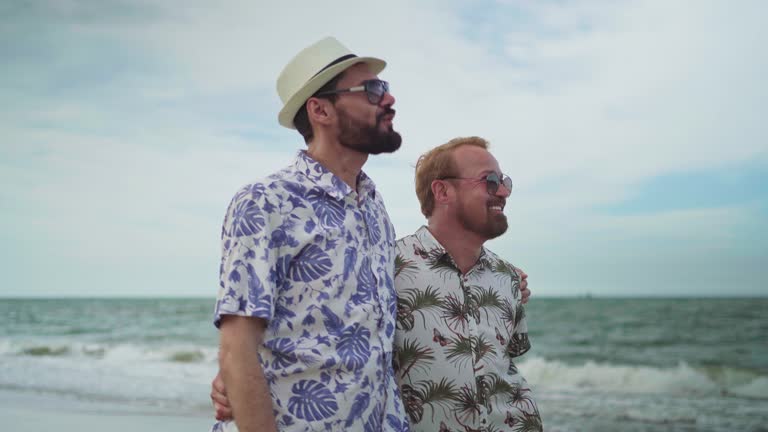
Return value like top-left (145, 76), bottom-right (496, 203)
top-left (484, 173), bottom-right (512, 194)
top-left (486, 173), bottom-right (500, 194)
top-left (366, 80), bottom-right (387, 103)
top-left (503, 176), bottom-right (513, 191)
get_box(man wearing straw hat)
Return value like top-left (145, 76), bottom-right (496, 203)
top-left (211, 37), bottom-right (408, 431)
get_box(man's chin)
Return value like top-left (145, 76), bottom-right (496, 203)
top-left (338, 123), bottom-right (402, 155)
top-left (373, 131), bottom-right (402, 154)
top-left (368, 143), bottom-right (401, 155)
top-left (485, 217), bottom-right (508, 239)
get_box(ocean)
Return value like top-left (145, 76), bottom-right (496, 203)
top-left (1, 297), bottom-right (766, 431)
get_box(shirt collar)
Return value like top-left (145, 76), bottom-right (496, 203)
top-left (414, 226), bottom-right (447, 255)
top-left (414, 226), bottom-right (493, 271)
top-left (293, 150), bottom-right (377, 202)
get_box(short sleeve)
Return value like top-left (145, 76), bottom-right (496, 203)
top-left (213, 185), bottom-right (280, 328)
top-left (507, 265), bottom-right (531, 357)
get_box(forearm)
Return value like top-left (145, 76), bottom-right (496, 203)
top-left (219, 317), bottom-right (277, 432)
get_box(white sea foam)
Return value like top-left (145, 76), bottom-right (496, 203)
top-left (0, 337), bottom-right (218, 410)
top-left (518, 356), bottom-right (767, 398)
top-left (0, 339), bottom-right (14, 355)
top-left (3, 336), bottom-right (766, 423)
top-left (730, 376), bottom-right (768, 399)
top-left (1, 338), bottom-right (218, 363)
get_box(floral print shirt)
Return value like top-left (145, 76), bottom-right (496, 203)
top-left (393, 227), bottom-right (541, 432)
top-left (213, 151), bottom-right (408, 432)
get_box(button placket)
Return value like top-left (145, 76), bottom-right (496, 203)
top-left (361, 200), bottom-right (388, 339)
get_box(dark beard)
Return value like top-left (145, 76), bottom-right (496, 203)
top-left (457, 201), bottom-right (509, 240)
top-left (336, 107), bottom-right (402, 155)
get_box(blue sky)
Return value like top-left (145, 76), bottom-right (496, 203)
top-left (1, 0), bottom-right (766, 297)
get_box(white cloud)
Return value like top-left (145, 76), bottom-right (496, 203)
top-left (1, 0), bottom-right (765, 296)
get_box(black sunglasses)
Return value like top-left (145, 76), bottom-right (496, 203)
top-left (315, 79), bottom-right (390, 104)
top-left (440, 172), bottom-right (513, 195)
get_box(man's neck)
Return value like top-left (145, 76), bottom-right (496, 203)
top-left (426, 220), bottom-right (485, 275)
top-left (306, 139), bottom-right (369, 191)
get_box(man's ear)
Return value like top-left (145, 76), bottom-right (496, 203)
top-left (306, 98), bottom-right (334, 127)
top-left (431, 179), bottom-right (452, 206)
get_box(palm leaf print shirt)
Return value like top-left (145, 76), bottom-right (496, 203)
top-left (213, 151), bottom-right (408, 432)
top-left (393, 227), bottom-right (542, 432)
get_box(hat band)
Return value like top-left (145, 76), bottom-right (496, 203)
top-left (311, 54), bottom-right (357, 78)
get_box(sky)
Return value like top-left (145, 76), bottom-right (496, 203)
top-left (1, 0), bottom-right (766, 298)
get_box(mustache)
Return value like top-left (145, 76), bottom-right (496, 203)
top-left (376, 108), bottom-right (396, 122)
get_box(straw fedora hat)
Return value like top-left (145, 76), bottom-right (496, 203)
top-left (276, 37), bottom-right (386, 129)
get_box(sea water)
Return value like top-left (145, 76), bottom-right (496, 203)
top-left (1, 297), bottom-right (766, 431)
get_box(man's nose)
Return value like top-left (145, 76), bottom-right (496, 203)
top-left (379, 90), bottom-right (395, 107)
top-left (496, 183), bottom-right (512, 197)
